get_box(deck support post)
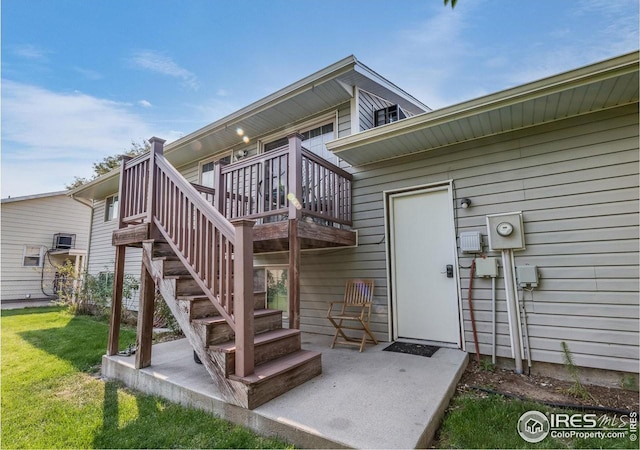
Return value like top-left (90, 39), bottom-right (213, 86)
top-left (288, 219), bottom-right (301, 330)
top-left (287, 133), bottom-right (303, 330)
top-left (232, 219), bottom-right (256, 377)
top-left (135, 262), bottom-right (155, 369)
top-left (107, 245), bottom-right (126, 356)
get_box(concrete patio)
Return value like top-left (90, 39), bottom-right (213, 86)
top-left (102, 333), bottom-right (468, 449)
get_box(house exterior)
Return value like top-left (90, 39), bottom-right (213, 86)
top-left (1, 191), bottom-right (91, 303)
top-left (324, 51), bottom-right (639, 378)
top-left (71, 55), bottom-right (429, 408)
top-left (72, 52), bottom-right (638, 407)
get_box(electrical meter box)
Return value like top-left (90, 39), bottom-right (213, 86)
top-left (486, 212), bottom-right (525, 250)
top-left (460, 231), bottom-right (482, 253)
top-left (475, 257), bottom-right (499, 277)
top-left (516, 265), bottom-right (539, 287)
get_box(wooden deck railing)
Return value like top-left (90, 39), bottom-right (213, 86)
top-left (214, 134), bottom-right (353, 225)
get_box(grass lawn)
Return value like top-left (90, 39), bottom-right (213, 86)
top-left (1, 307), bottom-right (291, 449)
top-left (435, 392), bottom-right (636, 449)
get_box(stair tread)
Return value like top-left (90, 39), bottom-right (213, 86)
top-left (211, 328), bottom-right (299, 353)
top-left (176, 295), bottom-right (210, 302)
top-left (192, 308), bottom-right (281, 325)
top-left (230, 350), bottom-right (321, 385)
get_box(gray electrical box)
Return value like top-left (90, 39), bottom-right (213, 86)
top-left (475, 257), bottom-right (499, 277)
top-left (486, 212), bottom-right (525, 251)
top-left (516, 265), bottom-right (539, 287)
top-left (460, 231), bottom-right (482, 253)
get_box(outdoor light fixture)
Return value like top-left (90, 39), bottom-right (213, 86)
top-left (236, 127), bottom-right (244, 136)
top-left (460, 198), bottom-right (472, 209)
top-left (242, 136), bottom-right (250, 144)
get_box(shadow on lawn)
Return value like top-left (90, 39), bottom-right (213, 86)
top-left (18, 312), bottom-right (137, 372)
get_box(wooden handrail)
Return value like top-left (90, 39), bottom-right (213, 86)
top-left (156, 156), bottom-right (235, 239)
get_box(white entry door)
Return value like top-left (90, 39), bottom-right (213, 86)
top-left (389, 186), bottom-right (461, 345)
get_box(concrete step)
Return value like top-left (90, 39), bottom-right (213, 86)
top-left (192, 309), bottom-right (283, 346)
top-left (230, 350), bottom-right (322, 409)
top-left (210, 328), bottom-right (302, 377)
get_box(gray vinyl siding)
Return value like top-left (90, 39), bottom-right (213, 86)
top-left (87, 199), bottom-right (142, 310)
top-left (0, 194), bottom-right (91, 301)
top-left (336, 102), bottom-right (351, 138)
top-left (293, 103), bottom-right (638, 374)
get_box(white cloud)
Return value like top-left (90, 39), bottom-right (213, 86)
top-left (130, 50), bottom-right (199, 90)
top-left (1, 80), bottom-right (157, 196)
top-left (11, 44), bottom-right (49, 61)
top-left (138, 99), bottom-right (153, 108)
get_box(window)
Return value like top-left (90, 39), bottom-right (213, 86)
top-left (263, 121), bottom-right (337, 165)
top-left (23, 245), bottom-right (44, 267)
top-left (200, 155), bottom-right (232, 188)
top-left (253, 267), bottom-right (288, 321)
top-left (201, 162), bottom-right (215, 187)
top-left (105, 195), bottom-right (118, 222)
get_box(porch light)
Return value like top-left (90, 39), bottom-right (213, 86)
top-left (236, 127), bottom-right (244, 136)
top-left (460, 198), bottom-right (472, 209)
top-left (242, 136), bottom-right (250, 144)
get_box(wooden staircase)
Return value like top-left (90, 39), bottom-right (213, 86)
top-left (109, 137), bottom-right (323, 410)
top-left (143, 240), bottom-right (321, 410)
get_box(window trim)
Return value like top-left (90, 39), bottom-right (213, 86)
top-left (22, 245), bottom-right (45, 267)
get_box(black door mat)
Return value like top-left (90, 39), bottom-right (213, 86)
top-left (383, 342), bottom-right (440, 358)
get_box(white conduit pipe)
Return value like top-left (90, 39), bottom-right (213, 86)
top-left (491, 276), bottom-right (497, 365)
top-left (501, 249), bottom-right (524, 374)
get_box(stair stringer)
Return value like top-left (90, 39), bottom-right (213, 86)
top-left (141, 241), bottom-right (252, 408)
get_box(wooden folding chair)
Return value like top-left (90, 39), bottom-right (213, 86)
top-left (327, 279), bottom-right (378, 352)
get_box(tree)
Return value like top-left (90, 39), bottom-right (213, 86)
top-left (66, 140), bottom-right (150, 189)
top-left (444, 0), bottom-right (458, 8)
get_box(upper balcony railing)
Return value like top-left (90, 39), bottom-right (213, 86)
top-left (192, 133), bottom-right (353, 227)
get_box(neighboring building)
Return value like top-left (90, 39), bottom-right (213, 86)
top-left (73, 52), bottom-right (638, 406)
top-left (1, 191), bottom-right (91, 303)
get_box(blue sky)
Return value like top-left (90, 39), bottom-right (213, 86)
top-left (2, 0), bottom-right (638, 198)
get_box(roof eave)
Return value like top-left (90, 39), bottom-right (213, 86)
top-left (327, 51), bottom-right (639, 162)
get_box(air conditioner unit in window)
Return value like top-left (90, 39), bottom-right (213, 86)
top-left (53, 233), bottom-right (75, 250)
top-left (374, 104), bottom-right (407, 127)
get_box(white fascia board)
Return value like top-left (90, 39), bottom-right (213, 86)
top-left (1, 190), bottom-right (68, 204)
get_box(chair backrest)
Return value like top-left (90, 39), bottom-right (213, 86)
top-left (344, 279), bottom-right (374, 305)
